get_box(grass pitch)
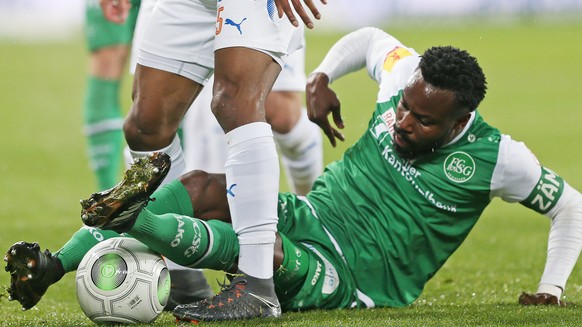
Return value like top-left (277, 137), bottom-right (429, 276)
top-left (1, 18), bottom-right (582, 326)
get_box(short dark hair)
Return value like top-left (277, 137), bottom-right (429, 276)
top-left (419, 46), bottom-right (487, 112)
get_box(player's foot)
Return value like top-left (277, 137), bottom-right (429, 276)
top-left (80, 152), bottom-right (171, 233)
top-left (4, 242), bottom-right (64, 310)
top-left (172, 271), bottom-right (281, 323)
top-left (164, 269), bottom-right (215, 311)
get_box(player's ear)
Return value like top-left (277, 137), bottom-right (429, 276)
top-left (454, 111), bottom-right (471, 129)
top-left (451, 111), bottom-right (471, 135)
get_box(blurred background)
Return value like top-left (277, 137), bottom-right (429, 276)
top-left (1, 0), bottom-right (582, 39)
top-left (1, 1), bottom-right (582, 325)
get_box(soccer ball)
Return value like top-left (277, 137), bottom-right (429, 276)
top-left (75, 237), bottom-right (170, 324)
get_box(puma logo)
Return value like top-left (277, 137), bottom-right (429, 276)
top-left (226, 183), bottom-right (237, 197)
top-left (225, 18), bottom-right (247, 35)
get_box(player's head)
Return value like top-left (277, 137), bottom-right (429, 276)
top-left (394, 46), bottom-right (487, 160)
top-left (420, 46), bottom-right (487, 112)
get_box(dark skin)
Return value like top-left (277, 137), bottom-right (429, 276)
top-left (306, 69), bottom-right (471, 158)
top-left (178, 170), bottom-right (285, 269)
top-left (178, 68), bottom-right (472, 272)
top-left (99, 0), bottom-right (321, 272)
top-left (393, 69), bottom-right (471, 160)
top-left (99, 0), bottom-right (322, 150)
top-left (306, 67), bottom-right (564, 306)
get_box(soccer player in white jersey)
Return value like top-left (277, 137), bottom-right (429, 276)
top-left (8, 27), bottom-right (582, 321)
top-left (101, 0), bottom-right (325, 320)
top-left (126, 0), bottom-right (323, 309)
top-left (129, 0), bottom-right (322, 193)
top-left (183, 52), bottom-right (323, 195)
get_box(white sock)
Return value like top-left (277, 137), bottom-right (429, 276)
top-left (128, 135), bottom-right (186, 187)
top-left (274, 109), bottom-right (323, 195)
top-left (225, 122), bottom-right (279, 279)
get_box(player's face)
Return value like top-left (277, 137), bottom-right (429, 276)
top-left (394, 70), bottom-right (470, 160)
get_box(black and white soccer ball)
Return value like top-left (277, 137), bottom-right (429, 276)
top-left (75, 237), bottom-right (170, 324)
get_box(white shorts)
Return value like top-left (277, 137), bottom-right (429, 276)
top-left (136, 0), bottom-right (304, 84)
top-left (273, 46), bottom-right (306, 92)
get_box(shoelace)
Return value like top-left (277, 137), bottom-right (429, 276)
top-left (203, 278), bottom-right (248, 307)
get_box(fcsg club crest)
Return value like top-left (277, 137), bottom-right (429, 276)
top-left (443, 151), bottom-right (475, 183)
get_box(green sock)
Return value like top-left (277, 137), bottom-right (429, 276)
top-left (84, 76), bottom-right (124, 190)
top-left (55, 227), bottom-right (123, 273)
top-left (129, 211), bottom-right (238, 272)
top-left (146, 179), bottom-right (194, 217)
top-left (274, 234), bottom-right (310, 302)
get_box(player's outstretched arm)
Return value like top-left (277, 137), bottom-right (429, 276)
top-left (305, 27), bottom-right (395, 146)
top-left (274, 0), bottom-right (326, 29)
top-left (491, 137), bottom-right (582, 306)
top-left (100, 0), bottom-right (132, 24)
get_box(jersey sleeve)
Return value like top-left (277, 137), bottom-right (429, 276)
top-left (310, 27), bottom-right (419, 96)
top-left (492, 135), bottom-right (582, 294)
top-left (490, 135), bottom-right (551, 205)
top-left (491, 135), bottom-right (565, 214)
top-left (368, 33), bottom-right (420, 103)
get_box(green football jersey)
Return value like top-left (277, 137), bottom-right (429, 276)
top-left (306, 34), bottom-right (563, 307)
top-left (309, 106), bottom-right (500, 307)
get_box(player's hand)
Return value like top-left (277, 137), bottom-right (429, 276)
top-left (518, 292), bottom-right (568, 306)
top-left (274, 0), bottom-right (326, 29)
top-left (306, 72), bottom-right (345, 147)
top-left (100, 0), bottom-right (131, 24)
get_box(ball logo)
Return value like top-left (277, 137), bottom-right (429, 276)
top-left (101, 264), bottom-right (116, 278)
top-left (444, 152), bottom-right (475, 183)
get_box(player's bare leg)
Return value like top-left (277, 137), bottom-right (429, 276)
top-left (173, 47), bottom-right (282, 322)
top-left (123, 64), bottom-right (203, 185)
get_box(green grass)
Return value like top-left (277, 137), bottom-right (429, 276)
top-left (2, 18), bottom-right (582, 326)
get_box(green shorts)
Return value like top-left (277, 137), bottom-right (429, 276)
top-left (85, 0), bottom-right (141, 51)
top-left (275, 193), bottom-right (357, 311)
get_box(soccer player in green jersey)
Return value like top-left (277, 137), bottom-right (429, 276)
top-left (83, 0), bottom-right (140, 190)
top-left (6, 27), bottom-right (582, 321)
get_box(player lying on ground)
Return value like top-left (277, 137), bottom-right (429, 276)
top-left (6, 27), bottom-right (582, 323)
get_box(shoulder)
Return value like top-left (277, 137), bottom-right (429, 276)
top-left (489, 134), bottom-right (544, 202)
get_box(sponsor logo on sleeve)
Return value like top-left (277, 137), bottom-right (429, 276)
top-left (520, 167), bottom-right (564, 214)
top-left (302, 244), bottom-right (339, 295)
top-left (383, 46), bottom-right (412, 73)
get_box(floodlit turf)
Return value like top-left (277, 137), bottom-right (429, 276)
top-left (1, 18), bottom-right (582, 326)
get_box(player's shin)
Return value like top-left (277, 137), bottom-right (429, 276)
top-left (84, 77), bottom-right (124, 190)
top-left (274, 234), bottom-right (310, 302)
top-left (127, 210), bottom-right (238, 271)
top-left (55, 226), bottom-right (123, 272)
top-left (225, 122), bottom-right (280, 280)
top-left (143, 179), bottom-right (195, 217)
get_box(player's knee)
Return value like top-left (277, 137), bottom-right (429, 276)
top-left (210, 78), bottom-right (239, 113)
top-left (211, 77), bottom-right (265, 131)
top-left (123, 114), bottom-right (175, 150)
top-left (266, 92), bottom-right (302, 133)
top-left (179, 170), bottom-right (229, 220)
